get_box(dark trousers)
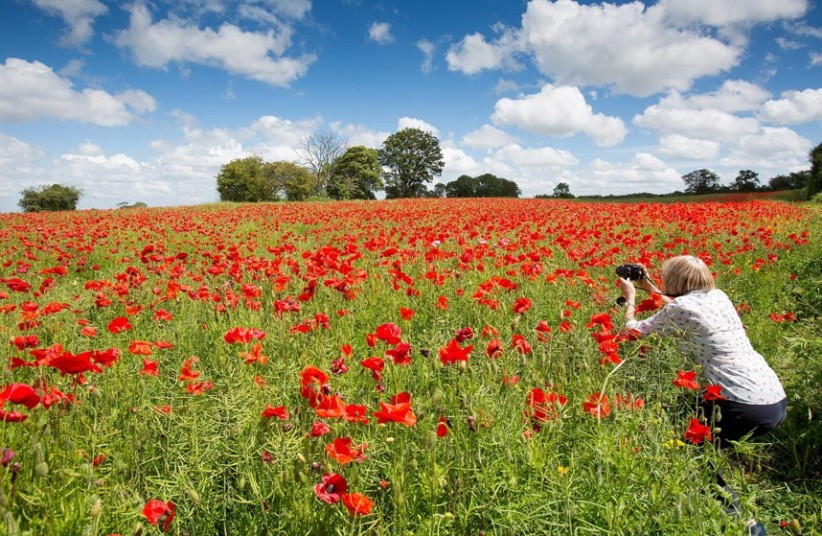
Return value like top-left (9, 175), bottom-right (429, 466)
top-left (701, 398), bottom-right (787, 444)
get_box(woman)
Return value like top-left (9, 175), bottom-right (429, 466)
top-left (618, 255), bottom-right (787, 444)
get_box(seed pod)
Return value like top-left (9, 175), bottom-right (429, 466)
top-left (788, 519), bottom-right (802, 535)
top-left (91, 498), bottom-right (102, 517)
top-left (34, 461), bottom-right (49, 478)
top-left (187, 489), bottom-right (200, 503)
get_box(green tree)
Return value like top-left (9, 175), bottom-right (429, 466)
top-left (768, 171), bottom-right (809, 191)
top-left (379, 128), bottom-right (444, 199)
top-left (18, 184), bottom-right (82, 212)
top-left (264, 161), bottom-right (316, 202)
top-left (552, 182), bottom-right (574, 198)
top-left (444, 173), bottom-right (521, 198)
top-left (216, 156), bottom-right (278, 202)
top-left (327, 146), bottom-right (383, 200)
top-left (682, 169), bottom-right (721, 195)
top-left (731, 170), bottom-right (760, 192)
top-left (432, 183), bottom-right (447, 198)
top-left (805, 141), bottom-right (822, 199)
top-left (445, 175), bottom-right (477, 197)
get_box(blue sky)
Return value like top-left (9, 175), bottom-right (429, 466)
top-left (1, 0), bottom-right (820, 212)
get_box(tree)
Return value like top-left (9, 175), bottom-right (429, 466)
top-left (216, 156), bottom-right (278, 202)
top-left (298, 131), bottom-right (347, 197)
top-left (444, 173), bottom-right (521, 198)
top-left (552, 182), bottom-right (574, 199)
top-left (445, 175), bottom-right (477, 198)
top-left (682, 169), bottom-right (721, 195)
top-left (379, 128), bottom-right (444, 199)
top-left (117, 201), bottom-right (147, 209)
top-left (18, 184), bottom-right (81, 212)
top-left (327, 146), bottom-right (383, 200)
top-left (264, 161), bottom-right (316, 202)
top-left (805, 141), bottom-right (822, 199)
top-left (731, 170), bottom-right (760, 192)
top-left (768, 170), bottom-right (809, 191)
top-left (432, 183), bottom-right (447, 198)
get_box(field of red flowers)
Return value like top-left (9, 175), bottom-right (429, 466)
top-left (0, 198), bottom-right (820, 535)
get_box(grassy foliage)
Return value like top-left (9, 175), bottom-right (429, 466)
top-left (0, 199), bottom-right (819, 535)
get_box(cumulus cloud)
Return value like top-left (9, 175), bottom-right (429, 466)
top-left (657, 0), bottom-right (808, 28)
top-left (493, 144), bottom-right (578, 167)
top-left (719, 127), bottom-right (812, 170)
top-left (462, 125), bottom-right (519, 150)
top-left (446, 30), bottom-right (521, 75)
top-left (658, 135), bottom-right (721, 160)
top-left (397, 117), bottom-right (439, 137)
top-left (113, 3), bottom-right (315, 87)
top-left (32, 0), bottom-right (107, 47)
top-left (758, 88), bottom-right (822, 124)
top-left (659, 80), bottom-right (772, 113)
top-left (368, 22), bottom-right (394, 44)
top-left (491, 84), bottom-right (627, 147)
top-left (634, 102), bottom-right (760, 142)
top-left (519, 0), bottom-right (741, 97)
top-left (0, 58), bottom-right (156, 126)
top-left (585, 153), bottom-right (683, 194)
top-left (0, 134), bottom-right (47, 207)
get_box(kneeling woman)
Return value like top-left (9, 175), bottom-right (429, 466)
top-left (618, 255), bottom-right (786, 444)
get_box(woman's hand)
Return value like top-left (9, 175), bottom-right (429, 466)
top-left (618, 278), bottom-right (636, 305)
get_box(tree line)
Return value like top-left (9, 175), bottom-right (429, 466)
top-left (14, 139), bottom-right (822, 212)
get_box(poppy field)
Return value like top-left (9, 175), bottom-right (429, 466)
top-left (0, 198), bottom-right (820, 535)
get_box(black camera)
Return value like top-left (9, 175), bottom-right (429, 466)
top-left (615, 263), bottom-right (645, 281)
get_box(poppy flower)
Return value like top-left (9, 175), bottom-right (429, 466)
top-left (439, 339), bottom-right (473, 365)
top-left (224, 326), bottom-right (266, 344)
top-left (0, 410), bottom-right (28, 422)
top-left (0, 383), bottom-right (41, 409)
top-left (673, 370), bottom-right (700, 391)
top-left (683, 418), bottom-right (712, 445)
top-left (343, 404), bottom-right (369, 425)
top-left (341, 492), bottom-right (374, 516)
top-left (436, 416), bottom-right (449, 437)
top-left (512, 297), bottom-right (532, 314)
top-left (261, 404), bottom-right (288, 420)
top-left (314, 473), bottom-right (347, 504)
top-left (360, 357), bottom-right (385, 373)
top-left (485, 339), bottom-right (503, 359)
top-left (139, 359), bottom-right (159, 376)
top-left (128, 341), bottom-right (154, 356)
top-left (307, 421), bottom-right (332, 437)
top-left (11, 335), bottom-right (39, 351)
top-left (374, 322), bottom-right (402, 345)
top-left (399, 307), bottom-right (415, 320)
top-left (582, 392), bottom-right (611, 419)
top-left (373, 395), bottom-right (417, 427)
top-left (44, 349), bottom-right (103, 376)
top-left (240, 342), bottom-right (268, 365)
top-left (315, 394), bottom-right (346, 419)
top-left (454, 326), bottom-right (474, 343)
top-left (703, 384), bottom-right (727, 401)
top-left (107, 316), bottom-right (132, 334)
top-left (511, 334), bottom-right (531, 355)
top-left (178, 357), bottom-right (201, 382)
top-left (325, 437), bottom-right (368, 465)
top-left (525, 387), bottom-right (567, 422)
top-left (186, 381), bottom-right (213, 395)
top-left (385, 342), bottom-right (412, 365)
top-left (142, 499), bottom-right (175, 532)
top-left (154, 309), bottom-right (173, 322)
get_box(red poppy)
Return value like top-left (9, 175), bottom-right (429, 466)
top-left (341, 492), bottom-right (374, 516)
top-left (512, 297), bottom-right (532, 314)
top-left (128, 341), bottom-right (154, 356)
top-left (511, 334), bottom-right (531, 355)
top-left (314, 473), bottom-right (347, 504)
top-left (315, 394), bottom-right (346, 419)
top-left (673, 370), bottom-right (700, 391)
top-left (142, 499), bottom-right (175, 532)
top-left (485, 339), bottom-right (503, 359)
top-left (44, 348), bottom-right (103, 376)
top-left (307, 421), bottom-right (332, 437)
top-left (186, 381), bottom-right (213, 395)
top-left (373, 394), bottom-right (417, 427)
top-left (325, 437), bottom-right (368, 465)
top-left (559, 321), bottom-right (574, 333)
top-left (360, 356), bottom-right (385, 373)
top-left (0, 410), bottom-right (28, 422)
top-left (178, 357), bottom-right (201, 382)
top-left (139, 359), bottom-right (159, 376)
top-left (107, 316), bottom-right (132, 334)
top-left (525, 387), bottom-right (567, 422)
top-left (240, 342), bottom-right (268, 365)
top-left (80, 326), bottom-right (98, 337)
top-left (436, 415), bottom-right (449, 437)
top-left (374, 322), bottom-right (402, 345)
top-left (582, 392), bottom-right (611, 418)
top-left (262, 404), bottom-right (288, 420)
top-left (153, 309), bottom-right (173, 322)
top-left (454, 326), bottom-right (474, 343)
top-left (439, 339), bottom-right (473, 365)
top-left (703, 384), bottom-right (727, 401)
top-left (614, 393), bottom-right (645, 411)
top-left (385, 342), bottom-right (412, 365)
top-left (224, 326), bottom-right (266, 344)
top-left (399, 307), bottom-right (415, 320)
top-left (343, 404), bottom-right (370, 425)
top-left (0, 383), bottom-right (41, 409)
top-left (11, 335), bottom-right (39, 351)
top-left (683, 418), bottom-right (712, 445)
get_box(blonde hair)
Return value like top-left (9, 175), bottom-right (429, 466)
top-left (661, 255), bottom-right (715, 296)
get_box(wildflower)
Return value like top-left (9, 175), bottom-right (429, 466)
top-left (439, 339), bottom-right (473, 365)
top-left (374, 322), bottom-right (402, 345)
top-left (107, 316), bottom-right (132, 334)
top-left (703, 384), bottom-right (727, 401)
top-left (373, 392), bottom-right (417, 426)
top-left (436, 416), bottom-right (449, 437)
top-left (325, 437), bottom-right (368, 465)
top-left (261, 404), bottom-right (288, 420)
top-left (512, 297), bottom-right (532, 314)
top-left (314, 473), bottom-right (347, 504)
top-left (139, 359), bottom-right (159, 376)
top-left (582, 392), bottom-right (611, 418)
top-left (341, 492), bottom-right (374, 516)
top-left (683, 418), bottom-right (712, 445)
top-left (673, 370), bottom-right (699, 391)
top-left (142, 499), bottom-right (175, 532)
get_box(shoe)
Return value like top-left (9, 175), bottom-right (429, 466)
top-left (745, 520), bottom-right (767, 536)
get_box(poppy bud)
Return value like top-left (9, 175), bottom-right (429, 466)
top-left (188, 489), bottom-right (200, 503)
top-left (132, 522), bottom-right (144, 536)
top-left (91, 497), bottom-right (102, 517)
top-left (35, 461), bottom-right (49, 478)
top-left (297, 453), bottom-right (306, 463)
top-left (787, 519), bottom-right (801, 535)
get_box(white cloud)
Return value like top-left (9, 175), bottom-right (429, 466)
top-left (584, 153), bottom-right (683, 194)
top-left (397, 117), bottom-right (439, 137)
top-left (368, 22), bottom-right (394, 45)
top-left (657, 0), bottom-right (808, 28)
top-left (634, 103), bottom-right (760, 142)
top-left (0, 134), bottom-right (47, 207)
top-left (519, 0), bottom-right (741, 97)
top-left (0, 58), bottom-right (156, 126)
top-left (493, 78), bottom-right (520, 94)
top-left (491, 84), bottom-right (627, 147)
top-left (32, 0), bottom-right (107, 47)
top-left (659, 80), bottom-right (771, 113)
top-left (113, 3), bottom-right (315, 87)
top-left (328, 121), bottom-right (390, 149)
top-left (719, 127), bottom-right (812, 170)
top-left (758, 88), bottom-right (822, 124)
top-left (441, 144), bottom-right (481, 176)
top-left (462, 125), bottom-right (519, 150)
top-left (417, 39), bottom-right (435, 74)
top-left (812, 52), bottom-right (822, 66)
top-left (446, 30), bottom-right (521, 75)
top-left (658, 135), bottom-right (721, 160)
top-left (493, 144), bottom-right (578, 167)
